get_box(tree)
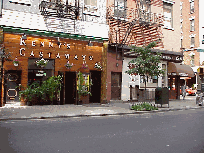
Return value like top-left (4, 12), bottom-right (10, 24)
top-left (125, 41), bottom-right (165, 101)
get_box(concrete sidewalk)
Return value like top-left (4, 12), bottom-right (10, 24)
top-left (0, 96), bottom-right (203, 121)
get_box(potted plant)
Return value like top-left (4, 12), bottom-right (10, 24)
top-left (82, 62), bottom-right (89, 69)
top-left (94, 62), bottom-right (102, 70)
top-left (35, 58), bottom-right (49, 68)
top-left (65, 61), bottom-right (73, 69)
top-left (77, 71), bottom-right (92, 104)
top-left (13, 58), bottom-right (19, 66)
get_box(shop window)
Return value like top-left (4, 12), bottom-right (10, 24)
top-left (190, 0), bottom-right (194, 13)
top-left (190, 19), bottom-right (195, 31)
top-left (163, 2), bottom-right (173, 28)
top-left (152, 76), bottom-right (158, 83)
top-left (114, 0), bottom-right (127, 18)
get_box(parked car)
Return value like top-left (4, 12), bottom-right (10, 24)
top-left (186, 88), bottom-right (196, 96)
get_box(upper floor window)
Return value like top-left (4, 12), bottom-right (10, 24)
top-left (114, 0), bottom-right (127, 19)
top-left (190, 19), bottom-right (195, 31)
top-left (191, 37), bottom-right (195, 47)
top-left (84, 0), bottom-right (97, 12)
top-left (190, 0), bottom-right (194, 13)
top-left (163, 2), bottom-right (173, 28)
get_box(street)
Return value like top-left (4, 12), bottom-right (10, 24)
top-left (1, 108), bottom-right (204, 153)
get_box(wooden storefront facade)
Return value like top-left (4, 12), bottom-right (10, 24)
top-left (1, 28), bottom-right (107, 106)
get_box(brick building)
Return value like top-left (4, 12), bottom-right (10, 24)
top-left (0, 0), bottom-right (108, 106)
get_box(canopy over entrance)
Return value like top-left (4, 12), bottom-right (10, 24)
top-left (168, 62), bottom-right (194, 77)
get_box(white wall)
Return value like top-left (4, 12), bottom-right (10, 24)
top-left (121, 57), bottom-right (140, 101)
top-left (122, 57), bottom-right (168, 101)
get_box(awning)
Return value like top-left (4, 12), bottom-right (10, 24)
top-left (168, 62), bottom-right (194, 77)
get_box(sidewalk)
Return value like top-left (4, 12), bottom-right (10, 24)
top-left (0, 96), bottom-right (203, 121)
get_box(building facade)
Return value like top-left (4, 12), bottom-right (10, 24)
top-left (106, 0), bottom-right (194, 102)
top-left (0, 0), bottom-right (109, 106)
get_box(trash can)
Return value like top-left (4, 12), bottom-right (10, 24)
top-left (155, 87), bottom-right (169, 108)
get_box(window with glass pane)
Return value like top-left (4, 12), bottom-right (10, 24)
top-left (84, 0), bottom-right (97, 12)
top-left (191, 55), bottom-right (194, 66)
top-left (114, 0), bottom-right (127, 18)
top-left (163, 2), bottom-right (173, 28)
top-left (190, 1), bottom-right (194, 12)
top-left (190, 19), bottom-right (195, 31)
top-left (152, 76), bottom-right (158, 83)
top-left (191, 37), bottom-right (195, 46)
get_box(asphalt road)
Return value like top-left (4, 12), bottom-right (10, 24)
top-left (1, 109), bottom-right (204, 153)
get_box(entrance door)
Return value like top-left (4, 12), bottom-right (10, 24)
top-left (111, 72), bottom-right (122, 100)
top-left (90, 71), bottom-right (101, 103)
top-left (65, 72), bottom-right (76, 104)
top-left (5, 70), bottom-right (21, 102)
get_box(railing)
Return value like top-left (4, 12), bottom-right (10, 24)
top-left (107, 5), bottom-right (163, 26)
top-left (130, 86), bottom-right (155, 102)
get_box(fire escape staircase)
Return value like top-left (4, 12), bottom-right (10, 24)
top-left (107, 0), bottom-right (164, 56)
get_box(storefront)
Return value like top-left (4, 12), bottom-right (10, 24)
top-left (1, 27), bottom-right (107, 106)
top-left (121, 48), bottom-right (193, 101)
top-left (168, 62), bottom-right (194, 99)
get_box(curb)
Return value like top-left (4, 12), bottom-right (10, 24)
top-left (0, 106), bottom-right (203, 121)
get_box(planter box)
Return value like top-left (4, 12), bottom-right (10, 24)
top-left (81, 94), bottom-right (90, 104)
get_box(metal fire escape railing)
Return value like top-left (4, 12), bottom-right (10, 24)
top-left (107, 0), bottom-right (164, 59)
top-left (39, 0), bottom-right (80, 20)
top-left (39, 0), bottom-right (81, 32)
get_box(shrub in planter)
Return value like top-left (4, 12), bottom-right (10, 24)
top-left (131, 102), bottom-right (158, 111)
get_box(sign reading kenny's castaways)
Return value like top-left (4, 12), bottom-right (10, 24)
top-left (19, 37), bottom-right (71, 58)
top-left (19, 37), bottom-right (95, 61)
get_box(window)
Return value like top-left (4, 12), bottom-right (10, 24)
top-left (152, 76), bottom-right (158, 83)
top-left (84, 0), bottom-right (97, 12)
top-left (114, 0), bottom-right (127, 18)
top-left (190, 0), bottom-right (194, 13)
top-left (190, 55), bottom-right (195, 66)
top-left (191, 37), bottom-right (195, 47)
top-left (163, 2), bottom-right (173, 28)
top-left (139, 0), bottom-right (151, 22)
top-left (190, 19), bottom-right (195, 31)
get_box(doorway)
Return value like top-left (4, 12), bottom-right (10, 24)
top-left (5, 70), bottom-right (21, 102)
top-left (90, 71), bottom-right (101, 103)
top-left (111, 72), bottom-right (122, 100)
top-left (65, 72), bottom-right (76, 104)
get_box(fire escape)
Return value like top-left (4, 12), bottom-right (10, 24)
top-left (39, 0), bottom-right (80, 33)
top-left (106, 0), bottom-right (164, 57)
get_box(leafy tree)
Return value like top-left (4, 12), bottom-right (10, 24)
top-left (125, 41), bottom-right (165, 98)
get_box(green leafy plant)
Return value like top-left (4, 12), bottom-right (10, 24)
top-left (65, 61), bottom-right (73, 69)
top-left (131, 103), bottom-right (158, 111)
top-left (19, 76), bottom-right (62, 105)
top-left (77, 71), bottom-right (92, 101)
top-left (13, 58), bottom-right (19, 64)
top-left (125, 40), bottom-right (165, 101)
top-left (35, 58), bottom-right (49, 67)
